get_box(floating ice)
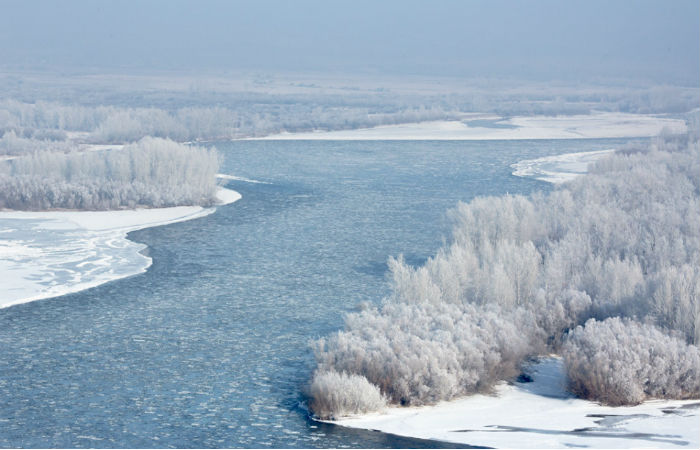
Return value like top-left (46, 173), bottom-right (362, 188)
top-left (216, 173), bottom-right (272, 184)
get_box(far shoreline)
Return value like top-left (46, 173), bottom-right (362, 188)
top-left (242, 111), bottom-right (686, 141)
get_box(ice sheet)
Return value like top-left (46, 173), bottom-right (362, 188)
top-left (0, 188), bottom-right (240, 309)
top-left (331, 357), bottom-right (700, 448)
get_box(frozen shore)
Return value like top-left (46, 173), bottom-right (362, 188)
top-left (0, 187), bottom-right (240, 309)
top-left (331, 357), bottom-right (700, 449)
top-left (329, 147), bottom-right (700, 448)
top-left (254, 111), bottom-right (686, 140)
top-left (511, 149), bottom-right (615, 183)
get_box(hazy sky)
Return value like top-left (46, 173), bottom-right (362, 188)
top-left (1, 0), bottom-right (698, 84)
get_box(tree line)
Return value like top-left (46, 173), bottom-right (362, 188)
top-left (310, 122), bottom-right (700, 418)
top-left (0, 137), bottom-right (220, 210)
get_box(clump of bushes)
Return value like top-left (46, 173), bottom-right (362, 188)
top-left (310, 122), bottom-right (700, 417)
top-left (563, 317), bottom-right (700, 405)
top-left (0, 137), bottom-right (220, 210)
top-left (309, 371), bottom-right (386, 419)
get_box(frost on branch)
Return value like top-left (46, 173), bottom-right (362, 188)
top-left (311, 121), bottom-right (700, 416)
top-left (563, 317), bottom-right (700, 405)
top-left (0, 137), bottom-right (220, 210)
top-left (309, 371), bottom-right (387, 420)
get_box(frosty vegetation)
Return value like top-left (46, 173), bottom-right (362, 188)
top-left (310, 119), bottom-right (700, 418)
top-left (1, 71), bottom-right (698, 410)
top-left (309, 371), bottom-right (387, 420)
top-left (0, 137), bottom-right (220, 210)
top-left (0, 98), bottom-right (455, 149)
top-left (1, 78), bottom-right (698, 151)
top-left (0, 76), bottom-right (697, 214)
top-left (563, 317), bottom-right (700, 406)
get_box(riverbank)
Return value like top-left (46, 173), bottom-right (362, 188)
top-left (322, 135), bottom-right (700, 448)
top-left (0, 187), bottom-right (240, 309)
top-left (330, 357), bottom-right (700, 449)
top-left (251, 111), bottom-right (686, 140)
top-left (511, 149), bottom-right (616, 183)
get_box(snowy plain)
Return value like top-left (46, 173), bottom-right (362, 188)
top-left (255, 111), bottom-right (686, 140)
top-left (0, 187), bottom-right (240, 309)
top-left (331, 357), bottom-right (700, 449)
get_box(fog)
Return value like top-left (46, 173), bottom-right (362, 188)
top-left (1, 0), bottom-right (698, 84)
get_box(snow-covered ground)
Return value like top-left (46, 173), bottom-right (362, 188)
top-left (331, 357), bottom-right (700, 449)
top-left (255, 112), bottom-right (686, 140)
top-left (511, 149), bottom-right (615, 183)
top-left (0, 187), bottom-right (240, 309)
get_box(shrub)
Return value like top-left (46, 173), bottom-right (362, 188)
top-left (563, 317), bottom-right (700, 405)
top-left (0, 137), bottom-right (220, 210)
top-left (309, 371), bottom-right (387, 420)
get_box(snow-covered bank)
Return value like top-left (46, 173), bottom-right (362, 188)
top-left (0, 187), bottom-right (240, 309)
top-left (512, 149), bottom-right (615, 183)
top-left (254, 112), bottom-right (686, 140)
top-left (331, 357), bottom-right (700, 449)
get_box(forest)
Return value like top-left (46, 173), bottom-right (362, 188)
top-left (310, 119), bottom-right (700, 419)
top-left (0, 137), bottom-right (220, 210)
top-left (3, 75), bottom-right (696, 212)
top-left (1, 75), bottom-right (698, 148)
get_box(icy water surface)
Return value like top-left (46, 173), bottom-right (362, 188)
top-left (0, 139), bottom-right (629, 448)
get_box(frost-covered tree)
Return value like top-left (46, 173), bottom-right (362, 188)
top-left (3, 83), bottom-right (696, 146)
top-left (310, 121), bottom-right (700, 416)
top-left (563, 318), bottom-right (700, 405)
top-left (0, 130), bottom-right (73, 156)
top-left (0, 137), bottom-right (220, 210)
top-left (308, 371), bottom-right (387, 419)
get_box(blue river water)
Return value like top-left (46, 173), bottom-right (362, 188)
top-left (0, 139), bottom-right (631, 448)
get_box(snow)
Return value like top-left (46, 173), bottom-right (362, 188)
top-left (0, 187), bottom-right (240, 309)
top-left (214, 185), bottom-right (243, 203)
top-left (216, 173), bottom-right (272, 184)
top-left (77, 143), bottom-right (125, 152)
top-left (254, 112), bottom-right (686, 140)
top-left (330, 357), bottom-right (700, 449)
top-left (511, 149), bottom-right (615, 183)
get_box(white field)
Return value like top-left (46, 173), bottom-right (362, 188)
top-left (511, 149), bottom-right (615, 183)
top-left (0, 187), bottom-right (240, 309)
top-left (254, 111), bottom-right (686, 140)
top-left (331, 357), bottom-right (700, 449)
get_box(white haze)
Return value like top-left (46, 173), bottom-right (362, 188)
top-left (1, 0), bottom-right (698, 85)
